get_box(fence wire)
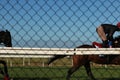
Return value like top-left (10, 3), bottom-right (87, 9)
top-left (1, 0), bottom-right (120, 48)
top-left (0, 0), bottom-right (120, 80)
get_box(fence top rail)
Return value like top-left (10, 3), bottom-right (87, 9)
top-left (0, 47), bottom-right (120, 50)
top-left (0, 47), bottom-right (120, 56)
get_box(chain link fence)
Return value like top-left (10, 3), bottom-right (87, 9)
top-left (1, 0), bottom-right (120, 80)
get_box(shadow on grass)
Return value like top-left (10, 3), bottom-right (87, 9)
top-left (9, 77), bottom-right (120, 80)
top-left (10, 77), bottom-right (51, 80)
top-left (98, 78), bottom-right (120, 80)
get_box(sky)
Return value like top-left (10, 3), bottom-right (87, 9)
top-left (0, 0), bottom-right (120, 48)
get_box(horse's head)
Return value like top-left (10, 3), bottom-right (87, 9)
top-left (113, 36), bottom-right (120, 47)
top-left (0, 30), bottom-right (12, 47)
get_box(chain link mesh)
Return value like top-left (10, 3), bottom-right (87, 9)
top-left (1, 0), bottom-right (120, 48)
top-left (0, 0), bottom-right (120, 80)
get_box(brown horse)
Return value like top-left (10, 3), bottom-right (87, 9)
top-left (0, 30), bottom-right (12, 80)
top-left (48, 36), bottom-right (120, 80)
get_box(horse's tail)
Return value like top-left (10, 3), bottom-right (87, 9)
top-left (47, 55), bottom-right (67, 65)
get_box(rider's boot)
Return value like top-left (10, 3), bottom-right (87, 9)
top-left (102, 40), bottom-right (108, 48)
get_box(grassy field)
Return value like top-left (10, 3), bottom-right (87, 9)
top-left (0, 58), bottom-right (120, 80)
top-left (0, 66), bottom-right (119, 80)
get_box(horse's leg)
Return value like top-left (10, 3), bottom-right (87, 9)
top-left (84, 62), bottom-right (96, 80)
top-left (0, 60), bottom-right (9, 80)
top-left (0, 68), bottom-right (4, 75)
top-left (48, 55), bottom-right (66, 65)
top-left (66, 66), bottom-right (80, 80)
top-left (66, 55), bottom-right (85, 80)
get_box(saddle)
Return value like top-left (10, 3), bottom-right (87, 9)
top-left (92, 42), bottom-right (102, 48)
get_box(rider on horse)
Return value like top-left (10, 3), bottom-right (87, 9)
top-left (96, 22), bottom-right (120, 48)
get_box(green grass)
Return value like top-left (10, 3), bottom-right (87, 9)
top-left (6, 66), bottom-right (87, 80)
top-left (0, 66), bottom-right (119, 80)
top-left (1, 58), bottom-right (120, 80)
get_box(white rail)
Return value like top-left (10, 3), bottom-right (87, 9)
top-left (0, 47), bottom-right (120, 58)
